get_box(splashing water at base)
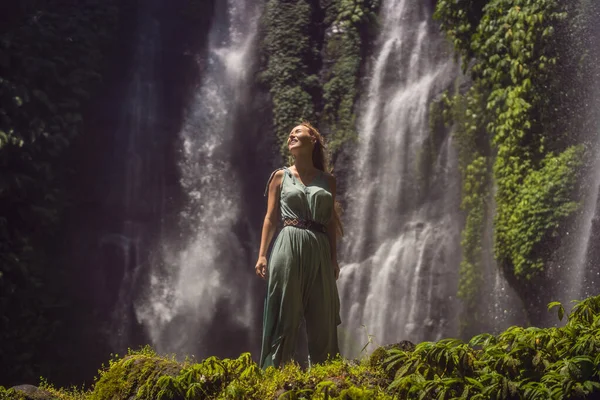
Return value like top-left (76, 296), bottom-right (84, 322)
top-left (135, 0), bottom-right (261, 357)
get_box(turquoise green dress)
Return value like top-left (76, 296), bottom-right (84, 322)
top-left (260, 167), bottom-right (341, 369)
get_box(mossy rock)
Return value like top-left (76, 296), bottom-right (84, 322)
top-left (370, 340), bottom-right (416, 365)
top-left (368, 347), bottom-right (389, 370)
top-left (386, 340), bottom-right (416, 353)
top-left (90, 354), bottom-right (180, 400)
top-left (369, 341), bottom-right (416, 381)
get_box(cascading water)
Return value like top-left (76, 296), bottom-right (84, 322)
top-left (337, 1), bottom-right (460, 357)
top-left (551, 4), bottom-right (600, 308)
top-left (566, 54), bottom-right (600, 304)
top-left (567, 158), bottom-right (600, 302)
top-left (135, 0), bottom-right (262, 357)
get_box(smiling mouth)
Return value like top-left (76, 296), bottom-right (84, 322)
top-left (290, 138), bottom-right (298, 145)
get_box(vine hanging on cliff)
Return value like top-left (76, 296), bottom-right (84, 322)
top-left (436, 0), bottom-right (588, 286)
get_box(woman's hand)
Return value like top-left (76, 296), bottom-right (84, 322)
top-left (333, 260), bottom-right (340, 280)
top-left (255, 256), bottom-right (268, 280)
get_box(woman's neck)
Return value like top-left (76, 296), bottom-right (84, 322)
top-left (293, 154), bottom-right (315, 174)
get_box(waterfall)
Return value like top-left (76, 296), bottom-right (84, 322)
top-left (567, 159), bottom-right (600, 302)
top-left (560, 3), bottom-right (600, 306)
top-left (337, 1), bottom-right (461, 357)
top-left (135, 0), bottom-right (262, 357)
top-left (566, 69), bottom-right (600, 303)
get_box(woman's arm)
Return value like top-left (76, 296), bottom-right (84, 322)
top-left (326, 174), bottom-right (340, 280)
top-left (255, 170), bottom-right (283, 279)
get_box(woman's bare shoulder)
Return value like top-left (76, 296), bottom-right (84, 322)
top-left (269, 169), bottom-right (285, 185)
top-left (264, 169), bottom-right (285, 197)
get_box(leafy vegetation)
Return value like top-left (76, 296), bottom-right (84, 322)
top-left (383, 294), bottom-right (600, 399)
top-left (260, 0), bottom-right (318, 156)
top-left (472, 0), bottom-right (584, 281)
top-left (435, 0), bottom-right (594, 328)
top-left (433, 0), bottom-right (488, 64)
top-left (0, 0), bottom-right (120, 384)
top-left (3, 295), bottom-right (600, 399)
top-left (320, 0), bottom-right (379, 153)
top-left (259, 0), bottom-right (379, 156)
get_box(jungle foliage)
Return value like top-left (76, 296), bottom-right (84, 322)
top-left (259, 0), bottom-right (379, 157)
top-left (0, 0), bottom-right (121, 384)
top-left (435, 0), bottom-right (595, 330)
top-left (3, 295), bottom-right (600, 399)
top-left (381, 295), bottom-right (600, 399)
top-left (320, 0), bottom-right (379, 152)
top-left (260, 0), bottom-right (318, 156)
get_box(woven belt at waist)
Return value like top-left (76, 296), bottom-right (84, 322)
top-left (283, 217), bottom-right (327, 234)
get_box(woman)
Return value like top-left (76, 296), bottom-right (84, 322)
top-left (255, 122), bottom-right (342, 369)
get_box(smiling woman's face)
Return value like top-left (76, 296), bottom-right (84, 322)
top-left (287, 125), bottom-right (314, 154)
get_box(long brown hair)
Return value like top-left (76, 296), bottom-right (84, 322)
top-left (293, 121), bottom-right (344, 237)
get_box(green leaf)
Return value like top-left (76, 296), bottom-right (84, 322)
top-left (548, 301), bottom-right (565, 322)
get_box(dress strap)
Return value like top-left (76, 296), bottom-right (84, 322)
top-left (264, 167), bottom-right (286, 197)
